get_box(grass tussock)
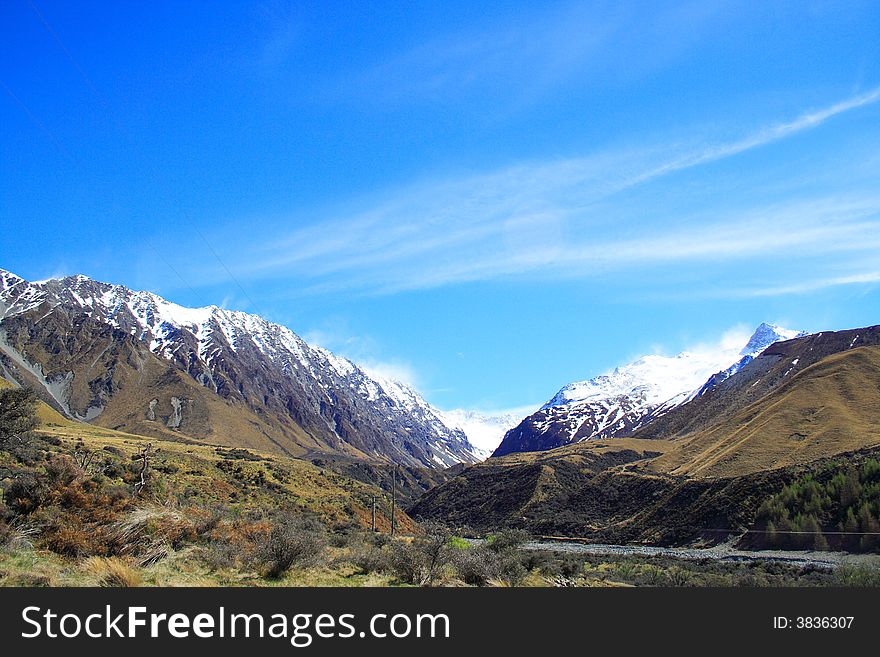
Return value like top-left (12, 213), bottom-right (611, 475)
top-left (85, 557), bottom-right (143, 587)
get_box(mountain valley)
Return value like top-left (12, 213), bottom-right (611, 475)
top-left (412, 328), bottom-right (880, 549)
top-left (2, 266), bottom-right (879, 569)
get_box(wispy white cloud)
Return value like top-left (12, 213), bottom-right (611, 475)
top-left (359, 361), bottom-right (421, 389)
top-left (232, 89), bottom-right (880, 297)
top-left (344, 4), bottom-right (614, 103)
top-left (335, 1), bottom-right (731, 108)
top-left (622, 87), bottom-right (880, 187)
top-left (31, 266), bottom-right (74, 284)
top-left (303, 327), bottom-right (420, 388)
top-left (732, 271), bottom-right (880, 298)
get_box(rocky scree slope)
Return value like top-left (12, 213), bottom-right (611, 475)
top-left (0, 269), bottom-right (479, 469)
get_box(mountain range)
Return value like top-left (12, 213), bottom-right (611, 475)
top-left (412, 325), bottom-right (880, 542)
top-left (0, 268), bottom-right (479, 469)
top-left (493, 323), bottom-right (805, 457)
top-left (3, 266), bottom-right (878, 549)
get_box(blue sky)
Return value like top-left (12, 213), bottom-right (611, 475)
top-left (2, 1), bottom-right (879, 413)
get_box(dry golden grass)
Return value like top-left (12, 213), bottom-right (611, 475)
top-left (85, 557), bottom-right (143, 587)
top-left (14, 381), bottom-right (417, 533)
top-left (479, 437), bottom-right (675, 468)
top-left (1, 378), bottom-right (426, 588)
top-left (647, 346), bottom-right (880, 478)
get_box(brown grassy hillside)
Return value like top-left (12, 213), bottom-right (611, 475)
top-left (645, 346), bottom-right (880, 478)
top-left (635, 326), bottom-right (880, 444)
top-left (0, 383), bottom-right (426, 585)
top-left (0, 311), bottom-right (364, 460)
top-left (411, 342), bottom-right (880, 545)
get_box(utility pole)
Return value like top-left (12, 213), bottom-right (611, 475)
top-left (371, 495), bottom-right (377, 532)
top-left (390, 465), bottom-right (398, 535)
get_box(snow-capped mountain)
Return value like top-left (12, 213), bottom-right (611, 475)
top-left (437, 408), bottom-right (533, 457)
top-left (493, 323), bottom-right (806, 457)
top-left (694, 323), bottom-right (805, 396)
top-left (0, 268), bottom-right (480, 468)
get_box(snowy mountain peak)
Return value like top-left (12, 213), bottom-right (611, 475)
top-left (546, 323), bottom-right (805, 411)
top-left (544, 345), bottom-right (742, 411)
top-left (741, 322), bottom-right (806, 356)
top-left (0, 268), bottom-right (480, 468)
top-left (494, 322), bottom-right (807, 457)
top-left (0, 268), bottom-right (25, 290)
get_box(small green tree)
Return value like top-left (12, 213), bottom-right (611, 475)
top-left (841, 467), bottom-right (862, 507)
top-left (857, 503), bottom-right (880, 552)
top-left (808, 518), bottom-right (828, 551)
top-left (0, 387), bottom-right (38, 449)
top-left (844, 507), bottom-right (859, 533)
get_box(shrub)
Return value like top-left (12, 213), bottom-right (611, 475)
top-left (102, 459), bottom-right (126, 479)
top-left (351, 544), bottom-right (391, 575)
top-left (328, 523), bottom-right (364, 549)
top-left (45, 455), bottom-right (83, 487)
top-left (4, 472), bottom-right (47, 515)
top-left (452, 546), bottom-right (500, 586)
top-left (379, 524), bottom-right (455, 586)
top-left (523, 551), bottom-right (585, 578)
top-left (494, 551), bottom-right (527, 586)
top-left (8, 573), bottom-right (55, 587)
top-left (448, 536), bottom-right (470, 550)
top-left (834, 565), bottom-right (880, 586)
top-left (665, 566), bottom-right (693, 587)
top-left (449, 530), bottom-right (530, 586)
top-left (200, 539), bottom-right (239, 571)
top-left (0, 519), bottom-right (38, 552)
top-left (388, 541), bottom-right (424, 585)
top-left (192, 504), bottom-right (227, 537)
top-left (371, 531), bottom-right (391, 549)
top-left (110, 505), bottom-right (195, 565)
top-left (610, 560), bottom-right (638, 582)
top-left (415, 523), bottom-right (452, 586)
top-left (451, 543), bottom-right (527, 587)
top-left (558, 554), bottom-right (587, 578)
top-left (486, 529), bottom-right (530, 554)
top-left (43, 522), bottom-right (100, 557)
top-left (252, 515), bottom-right (327, 579)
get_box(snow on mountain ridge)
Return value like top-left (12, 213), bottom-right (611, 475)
top-left (0, 268), bottom-right (480, 467)
top-left (493, 322), bottom-right (807, 457)
top-left (16, 272), bottom-right (328, 376)
top-left (740, 322), bottom-right (805, 356)
top-left (545, 349), bottom-right (743, 410)
top-left (694, 323), bottom-right (810, 396)
top-left (355, 366), bottom-right (484, 463)
top-left (545, 323), bottom-right (805, 412)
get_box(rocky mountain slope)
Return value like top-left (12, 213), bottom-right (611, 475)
top-left (411, 328), bottom-right (880, 544)
top-left (493, 323), bottom-right (804, 457)
top-left (0, 268), bottom-right (479, 468)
